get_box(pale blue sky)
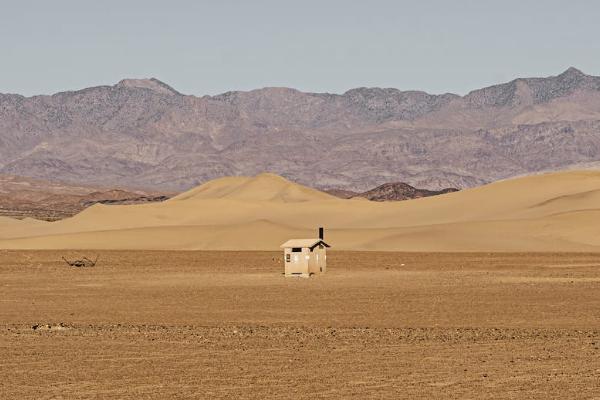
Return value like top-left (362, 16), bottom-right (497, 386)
top-left (1, 0), bottom-right (599, 96)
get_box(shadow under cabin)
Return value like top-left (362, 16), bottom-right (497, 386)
top-left (280, 227), bottom-right (330, 277)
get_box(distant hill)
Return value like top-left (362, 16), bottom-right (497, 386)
top-left (2, 68), bottom-right (600, 191)
top-left (0, 174), bottom-right (170, 221)
top-left (327, 182), bottom-right (458, 201)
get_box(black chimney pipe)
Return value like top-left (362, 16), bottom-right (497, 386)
top-left (319, 227), bottom-right (324, 240)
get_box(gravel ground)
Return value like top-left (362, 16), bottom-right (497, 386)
top-left (1, 251), bottom-right (599, 399)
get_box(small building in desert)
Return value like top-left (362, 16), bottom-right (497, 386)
top-left (280, 228), bottom-right (330, 277)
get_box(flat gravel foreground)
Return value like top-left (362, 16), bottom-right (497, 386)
top-left (1, 251), bottom-right (599, 398)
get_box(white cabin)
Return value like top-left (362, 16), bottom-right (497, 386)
top-left (280, 229), bottom-right (330, 277)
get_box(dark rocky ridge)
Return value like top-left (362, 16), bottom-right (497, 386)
top-left (325, 182), bottom-right (458, 201)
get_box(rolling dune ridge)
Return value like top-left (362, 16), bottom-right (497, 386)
top-left (1, 171), bottom-right (600, 251)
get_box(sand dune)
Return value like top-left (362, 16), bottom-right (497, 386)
top-left (0, 216), bottom-right (22, 226)
top-left (2, 171), bottom-right (600, 251)
top-left (171, 173), bottom-right (336, 202)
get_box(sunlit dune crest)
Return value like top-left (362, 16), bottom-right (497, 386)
top-left (2, 170), bottom-right (600, 251)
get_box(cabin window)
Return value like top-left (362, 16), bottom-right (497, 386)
top-left (291, 248), bottom-right (302, 252)
top-left (285, 254), bottom-right (290, 262)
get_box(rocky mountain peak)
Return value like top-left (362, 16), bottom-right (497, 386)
top-left (464, 67), bottom-right (598, 107)
top-left (560, 67), bottom-right (586, 78)
top-left (115, 78), bottom-right (181, 96)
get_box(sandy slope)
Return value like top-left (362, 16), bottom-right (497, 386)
top-left (2, 171), bottom-right (600, 251)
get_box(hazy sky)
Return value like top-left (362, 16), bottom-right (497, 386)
top-left (1, 0), bottom-right (599, 96)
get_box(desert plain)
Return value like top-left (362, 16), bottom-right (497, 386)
top-left (1, 250), bottom-right (599, 399)
top-left (2, 170), bottom-right (600, 398)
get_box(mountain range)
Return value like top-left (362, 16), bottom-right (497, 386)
top-left (2, 67), bottom-right (600, 191)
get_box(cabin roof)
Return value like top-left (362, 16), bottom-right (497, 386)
top-left (280, 239), bottom-right (330, 249)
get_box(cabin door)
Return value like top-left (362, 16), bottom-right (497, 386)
top-left (287, 250), bottom-right (308, 275)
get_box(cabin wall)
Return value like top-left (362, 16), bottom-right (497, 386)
top-left (307, 247), bottom-right (326, 274)
top-left (316, 247), bottom-right (327, 273)
top-left (308, 250), bottom-right (319, 274)
top-left (283, 245), bottom-right (327, 276)
top-left (284, 248), bottom-right (309, 276)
